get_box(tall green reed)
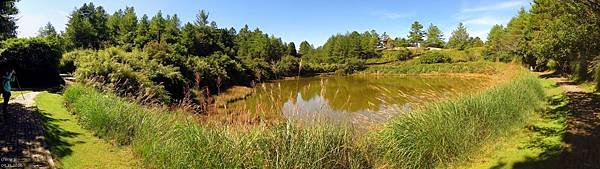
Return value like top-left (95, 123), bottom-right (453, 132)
top-left (373, 73), bottom-right (544, 168)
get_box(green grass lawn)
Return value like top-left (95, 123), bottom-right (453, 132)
top-left (456, 78), bottom-right (566, 169)
top-left (35, 92), bottom-right (138, 169)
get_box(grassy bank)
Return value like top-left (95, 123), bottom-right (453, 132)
top-left (363, 61), bottom-right (502, 75)
top-left (457, 78), bottom-right (566, 168)
top-left (373, 73), bottom-right (545, 168)
top-left (63, 71), bottom-right (544, 168)
top-left (35, 92), bottom-right (137, 168)
top-left (64, 85), bottom-right (368, 168)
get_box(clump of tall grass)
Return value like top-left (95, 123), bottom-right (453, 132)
top-left (372, 73), bottom-right (545, 168)
top-left (63, 84), bottom-right (369, 168)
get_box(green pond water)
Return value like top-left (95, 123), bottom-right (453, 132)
top-left (230, 75), bottom-right (491, 125)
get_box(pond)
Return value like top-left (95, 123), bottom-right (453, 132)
top-left (228, 75), bottom-right (492, 126)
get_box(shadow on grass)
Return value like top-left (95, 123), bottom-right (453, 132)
top-left (38, 109), bottom-right (81, 159)
top-left (508, 91), bottom-right (600, 168)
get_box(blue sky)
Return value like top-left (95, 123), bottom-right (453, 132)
top-left (15, 0), bottom-right (531, 46)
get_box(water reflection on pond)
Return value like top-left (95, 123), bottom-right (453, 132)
top-left (229, 75), bottom-right (491, 126)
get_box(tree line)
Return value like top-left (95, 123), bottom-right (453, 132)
top-left (484, 0), bottom-right (600, 88)
top-left (1, 1), bottom-right (490, 107)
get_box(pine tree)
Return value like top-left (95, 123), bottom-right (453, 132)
top-left (163, 14), bottom-right (180, 44)
top-left (299, 41), bottom-right (313, 56)
top-left (195, 10), bottom-right (209, 26)
top-left (38, 22), bottom-right (57, 37)
top-left (119, 7), bottom-right (138, 46)
top-left (65, 3), bottom-right (97, 49)
top-left (469, 37), bottom-right (484, 48)
top-left (407, 21), bottom-right (425, 47)
top-left (149, 11), bottom-right (166, 42)
top-left (0, 0), bottom-right (19, 40)
top-left (134, 14), bottom-right (150, 48)
top-left (64, 3), bottom-right (110, 49)
top-left (287, 42), bottom-right (298, 57)
top-left (423, 24), bottom-right (444, 48)
top-left (447, 23), bottom-right (470, 50)
top-left (107, 9), bottom-right (123, 45)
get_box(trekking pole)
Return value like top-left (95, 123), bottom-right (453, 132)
top-left (14, 75), bottom-right (25, 100)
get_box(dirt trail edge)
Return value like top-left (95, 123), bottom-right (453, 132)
top-left (0, 92), bottom-right (56, 169)
top-left (549, 77), bottom-right (600, 168)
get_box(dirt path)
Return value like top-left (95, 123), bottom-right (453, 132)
top-left (0, 92), bottom-right (56, 169)
top-left (548, 77), bottom-right (600, 168)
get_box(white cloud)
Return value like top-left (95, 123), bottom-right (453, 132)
top-left (463, 16), bottom-right (508, 26)
top-left (462, 1), bottom-right (527, 12)
top-left (372, 10), bottom-right (414, 20)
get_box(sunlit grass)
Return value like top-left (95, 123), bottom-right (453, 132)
top-left (455, 78), bottom-right (566, 168)
top-left (35, 92), bottom-right (137, 168)
top-left (372, 72), bottom-right (545, 168)
top-left (363, 61), bottom-right (502, 75)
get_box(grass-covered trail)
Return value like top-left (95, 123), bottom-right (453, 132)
top-left (35, 92), bottom-right (137, 168)
top-left (461, 74), bottom-right (600, 168)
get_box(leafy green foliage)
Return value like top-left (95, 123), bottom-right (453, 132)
top-left (485, 0), bottom-right (600, 85)
top-left (0, 38), bottom-right (64, 88)
top-left (338, 57), bottom-right (366, 74)
top-left (419, 51), bottom-right (452, 64)
top-left (382, 48), bottom-right (412, 61)
top-left (318, 30), bottom-right (381, 62)
top-left (73, 47), bottom-right (180, 103)
top-left (60, 49), bottom-right (94, 73)
top-left (274, 55), bottom-right (300, 77)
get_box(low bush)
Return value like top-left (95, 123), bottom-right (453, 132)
top-left (547, 59), bottom-right (559, 71)
top-left (73, 47), bottom-right (181, 103)
top-left (365, 61), bottom-right (499, 74)
top-left (60, 50), bottom-right (94, 73)
top-left (0, 38), bottom-right (64, 88)
top-left (382, 48), bottom-right (412, 61)
top-left (484, 51), bottom-right (513, 62)
top-left (418, 51), bottom-right (452, 64)
top-left (338, 58), bottom-right (366, 74)
top-left (273, 55), bottom-right (300, 77)
top-left (464, 47), bottom-right (485, 61)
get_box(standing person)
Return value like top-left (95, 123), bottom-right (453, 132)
top-left (2, 68), bottom-right (15, 114)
